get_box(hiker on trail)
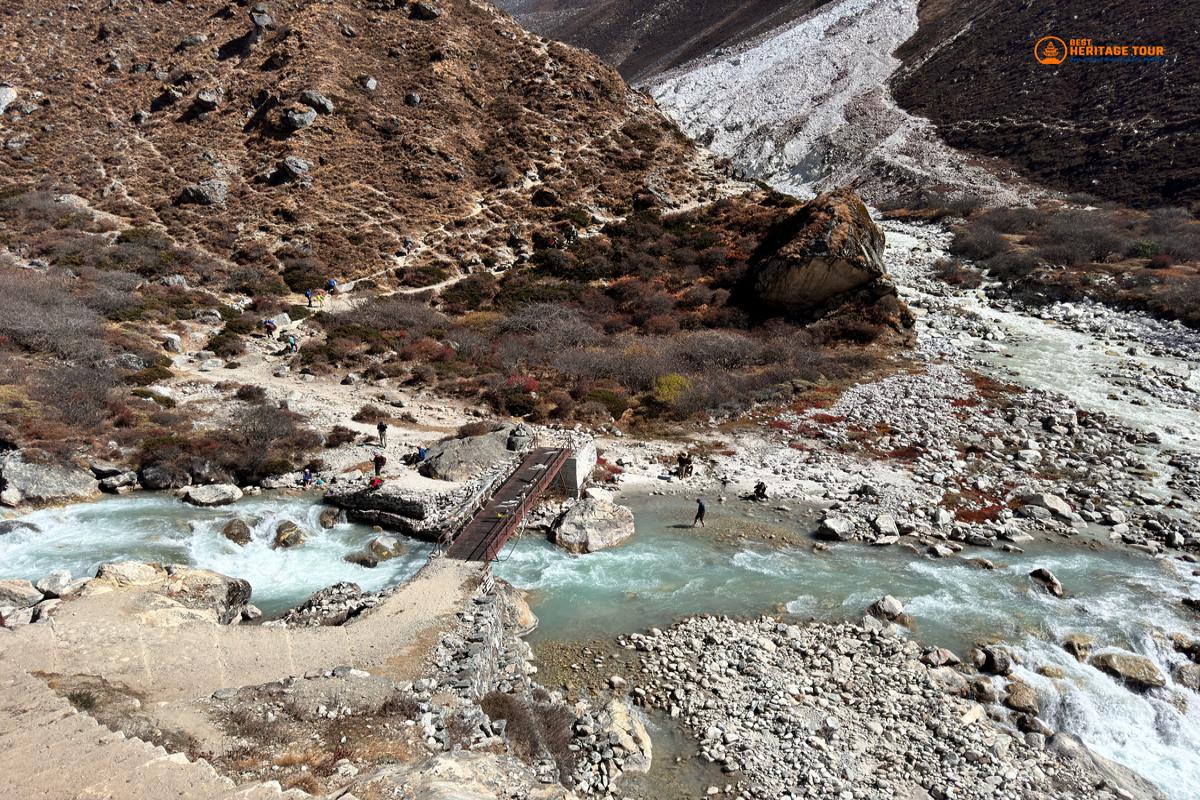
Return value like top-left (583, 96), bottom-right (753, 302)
top-left (367, 476), bottom-right (383, 491)
top-left (305, 288), bottom-right (315, 307)
top-left (754, 481), bottom-right (768, 501)
top-left (417, 445), bottom-right (427, 462)
top-left (372, 452), bottom-right (387, 477)
top-left (693, 497), bottom-right (706, 528)
top-left (285, 333), bottom-right (298, 354)
top-left (263, 318), bottom-right (277, 339)
top-left (377, 420), bottom-right (388, 447)
top-left (301, 467), bottom-right (313, 487)
top-left (326, 277), bottom-right (338, 294)
top-left (313, 289), bottom-right (326, 309)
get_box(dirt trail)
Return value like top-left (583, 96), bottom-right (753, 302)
top-left (0, 558), bottom-right (482, 702)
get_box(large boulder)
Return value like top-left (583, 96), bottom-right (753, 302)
top-left (1020, 492), bottom-right (1073, 521)
top-left (0, 454), bottom-right (98, 508)
top-left (163, 566), bottom-right (252, 624)
top-left (419, 425), bottom-right (515, 482)
top-left (1090, 651), bottom-right (1166, 691)
top-left (0, 579), bottom-right (43, 608)
top-left (552, 498), bottom-right (635, 554)
top-left (182, 484), bottom-right (243, 507)
top-left (747, 188), bottom-right (893, 318)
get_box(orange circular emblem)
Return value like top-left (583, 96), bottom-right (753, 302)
top-left (1035, 36), bottom-right (1068, 65)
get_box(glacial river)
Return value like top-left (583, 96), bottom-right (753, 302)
top-left (3, 491), bottom-right (1198, 796)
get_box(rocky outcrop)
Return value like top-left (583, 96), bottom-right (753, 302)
top-left (0, 453), bottom-right (98, 508)
top-left (419, 425), bottom-right (520, 482)
top-left (326, 470), bottom-right (506, 541)
top-left (1090, 651), bottom-right (1166, 691)
top-left (181, 484), bottom-right (243, 507)
top-left (552, 497), bottom-right (636, 553)
top-left (79, 562), bottom-right (251, 624)
top-left (746, 190), bottom-right (894, 319)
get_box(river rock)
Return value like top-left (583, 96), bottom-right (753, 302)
top-left (1029, 568), bottom-right (1064, 597)
top-left (0, 453), bottom-right (98, 508)
top-left (0, 579), bottom-right (43, 608)
top-left (182, 484), bottom-right (243, 507)
top-left (0, 520), bottom-right (40, 537)
top-left (99, 472), bottom-right (138, 493)
top-left (1173, 663), bottom-right (1200, 692)
top-left (495, 578), bottom-right (538, 635)
top-left (1004, 679), bottom-right (1040, 715)
top-left (273, 520), bottom-right (306, 549)
top-left (1019, 492), bottom-right (1073, 521)
top-left (419, 425), bottom-right (514, 481)
top-left (867, 595), bottom-right (904, 620)
top-left (35, 570), bottom-right (73, 598)
top-left (871, 513), bottom-right (899, 537)
top-left (1090, 651), bottom-right (1166, 690)
top-left (603, 699), bottom-right (652, 773)
top-left (222, 519), bottom-right (253, 546)
top-left (974, 644), bottom-right (1014, 675)
top-left (368, 535), bottom-right (402, 560)
top-left (552, 497), bottom-right (635, 554)
top-left (816, 514), bottom-right (854, 541)
top-left (344, 551), bottom-right (379, 568)
top-left (1061, 633), bottom-right (1094, 662)
top-left (748, 188), bottom-right (894, 318)
top-left (319, 507), bottom-right (343, 528)
top-left (928, 666), bottom-right (969, 696)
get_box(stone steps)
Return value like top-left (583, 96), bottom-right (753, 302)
top-left (0, 664), bottom-right (314, 800)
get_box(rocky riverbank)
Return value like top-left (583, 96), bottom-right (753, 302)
top-left (621, 614), bottom-right (1165, 800)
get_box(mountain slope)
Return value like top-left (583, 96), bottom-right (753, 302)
top-left (891, 0), bottom-right (1199, 212)
top-left (642, 0), bottom-right (1028, 203)
top-left (0, 0), bottom-right (713, 284)
top-left (498, 0), bottom-right (830, 82)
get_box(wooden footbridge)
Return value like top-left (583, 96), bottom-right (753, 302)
top-left (445, 447), bottom-right (571, 562)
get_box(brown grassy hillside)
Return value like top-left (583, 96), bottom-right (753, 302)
top-left (0, 0), bottom-right (711, 286)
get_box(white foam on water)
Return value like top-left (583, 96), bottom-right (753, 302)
top-left (0, 494), bottom-right (429, 615)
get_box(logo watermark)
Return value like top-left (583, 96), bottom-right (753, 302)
top-left (1035, 36), bottom-right (1166, 65)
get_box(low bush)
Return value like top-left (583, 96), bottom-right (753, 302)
top-left (949, 224), bottom-right (1010, 261)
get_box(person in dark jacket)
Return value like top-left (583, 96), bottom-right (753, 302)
top-left (372, 452), bottom-right (387, 477)
top-left (693, 497), bottom-right (706, 528)
top-left (377, 420), bottom-right (388, 447)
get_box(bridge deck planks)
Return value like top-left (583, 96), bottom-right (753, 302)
top-left (445, 447), bottom-right (571, 562)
